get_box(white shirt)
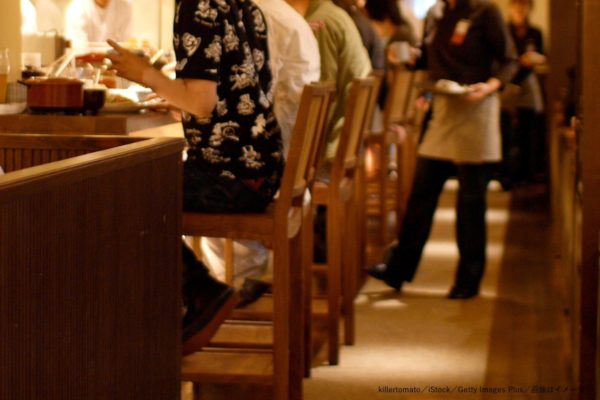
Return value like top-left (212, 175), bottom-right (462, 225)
top-left (34, 0), bottom-right (64, 34)
top-left (65, 0), bottom-right (132, 48)
top-left (254, 0), bottom-right (321, 157)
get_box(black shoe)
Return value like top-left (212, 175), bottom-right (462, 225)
top-left (367, 263), bottom-right (403, 292)
top-left (447, 286), bottom-right (479, 299)
top-left (182, 276), bottom-right (239, 355)
top-left (236, 277), bottom-right (271, 308)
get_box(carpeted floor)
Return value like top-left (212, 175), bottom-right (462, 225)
top-left (185, 182), bottom-right (570, 399)
top-left (302, 182), bottom-right (570, 400)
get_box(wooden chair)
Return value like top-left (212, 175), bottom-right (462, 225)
top-left (180, 82), bottom-right (336, 400)
top-left (309, 76), bottom-right (376, 366)
top-left (394, 70), bottom-right (429, 228)
top-left (356, 70), bottom-right (384, 282)
top-left (364, 66), bottom-right (423, 245)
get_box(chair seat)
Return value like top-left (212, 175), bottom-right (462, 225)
top-left (183, 204), bottom-right (303, 242)
top-left (181, 350), bottom-right (274, 385)
top-left (209, 321), bottom-right (274, 349)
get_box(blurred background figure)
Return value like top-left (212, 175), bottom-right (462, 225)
top-left (364, 0), bottom-right (417, 108)
top-left (500, 0), bottom-right (547, 187)
top-left (364, 0), bottom-right (417, 54)
top-left (33, 0), bottom-right (64, 34)
top-left (65, 0), bottom-right (132, 48)
top-left (334, 0), bottom-right (385, 70)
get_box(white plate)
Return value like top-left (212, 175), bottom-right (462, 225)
top-left (101, 98), bottom-right (166, 113)
top-left (101, 102), bottom-right (145, 113)
top-left (0, 102), bottom-right (27, 115)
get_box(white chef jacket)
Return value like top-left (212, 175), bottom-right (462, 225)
top-left (65, 0), bottom-right (132, 49)
top-left (254, 0), bottom-right (321, 156)
top-left (34, 0), bottom-right (64, 34)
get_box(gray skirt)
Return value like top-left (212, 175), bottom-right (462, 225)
top-left (418, 93), bottom-right (501, 163)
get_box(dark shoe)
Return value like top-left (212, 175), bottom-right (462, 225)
top-left (447, 286), bottom-right (479, 300)
top-left (367, 263), bottom-right (403, 292)
top-left (236, 277), bottom-right (272, 308)
top-left (182, 276), bottom-right (239, 355)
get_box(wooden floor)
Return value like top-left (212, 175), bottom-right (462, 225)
top-left (183, 181), bottom-right (571, 400)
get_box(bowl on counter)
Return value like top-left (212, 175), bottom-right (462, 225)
top-left (19, 77), bottom-right (84, 112)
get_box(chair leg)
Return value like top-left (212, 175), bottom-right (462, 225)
top-left (379, 142), bottom-right (389, 245)
top-left (302, 204), bottom-right (314, 378)
top-left (395, 140), bottom-right (406, 229)
top-left (326, 198), bottom-right (341, 366)
top-left (272, 225), bottom-right (302, 400)
top-left (356, 158), bottom-right (367, 273)
top-left (343, 185), bottom-right (358, 346)
top-left (289, 225), bottom-right (305, 400)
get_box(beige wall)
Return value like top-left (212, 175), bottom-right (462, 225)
top-left (0, 0), bottom-right (23, 81)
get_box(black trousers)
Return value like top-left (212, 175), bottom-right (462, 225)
top-left (182, 165), bottom-right (274, 299)
top-left (386, 157), bottom-right (494, 290)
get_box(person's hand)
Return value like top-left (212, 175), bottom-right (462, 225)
top-left (464, 79), bottom-right (501, 102)
top-left (519, 51), bottom-right (546, 68)
top-left (105, 39), bottom-right (153, 86)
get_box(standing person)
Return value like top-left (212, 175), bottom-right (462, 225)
top-left (106, 0), bottom-right (284, 351)
top-left (65, 0), bottom-right (132, 48)
top-left (506, 0), bottom-right (546, 183)
top-left (368, 0), bottom-right (518, 299)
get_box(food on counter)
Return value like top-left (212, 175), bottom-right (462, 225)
top-left (105, 91), bottom-right (137, 105)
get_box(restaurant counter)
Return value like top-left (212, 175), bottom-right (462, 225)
top-left (0, 111), bottom-right (178, 135)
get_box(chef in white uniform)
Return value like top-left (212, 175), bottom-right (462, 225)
top-left (64, 0), bottom-right (132, 48)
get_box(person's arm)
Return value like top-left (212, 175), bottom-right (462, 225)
top-left (466, 3), bottom-right (518, 101)
top-left (482, 3), bottom-right (519, 87)
top-left (106, 40), bottom-right (217, 118)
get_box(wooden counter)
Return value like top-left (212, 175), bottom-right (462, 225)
top-left (0, 111), bottom-right (177, 135)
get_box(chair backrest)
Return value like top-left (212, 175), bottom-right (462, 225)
top-left (403, 70), bottom-right (429, 125)
top-left (383, 65), bottom-right (414, 126)
top-left (363, 70), bottom-right (385, 136)
top-left (277, 82), bottom-right (336, 209)
top-left (332, 76), bottom-right (376, 180)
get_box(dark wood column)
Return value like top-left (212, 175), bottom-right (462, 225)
top-left (581, 0), bottom-right (600, 398)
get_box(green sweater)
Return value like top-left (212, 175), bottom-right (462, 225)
top-left (306, 0), bottom-right (371, 160)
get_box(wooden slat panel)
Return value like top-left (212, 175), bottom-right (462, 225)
top-left (32, 149), bottom-right (41, 166)
top-left (22, 149), bottom-right (32, 169)
top-left (181, 352), bottom-right (273, 385)
top-left (6, 149), bottom-right (14, 172)
top-left (0, 136), bottom-right (185, 400)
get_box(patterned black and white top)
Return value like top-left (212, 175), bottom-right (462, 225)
top-left (173, 0), bottom-right (283, 194)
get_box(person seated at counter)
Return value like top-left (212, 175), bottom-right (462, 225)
top-left (106, 0), bottom-right (284, 353)
top-left (65, 0), bottom-right (132, 49)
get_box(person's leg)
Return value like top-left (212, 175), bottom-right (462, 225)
top-left (450, 163), bottom-right (494, 298)
top-left (369, 157), bottom-right (453, 289)
top-left (181, 165), bottom-right (276, 353)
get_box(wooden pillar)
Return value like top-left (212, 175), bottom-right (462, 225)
top-left (581, 0), bottom-right (600, 398)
